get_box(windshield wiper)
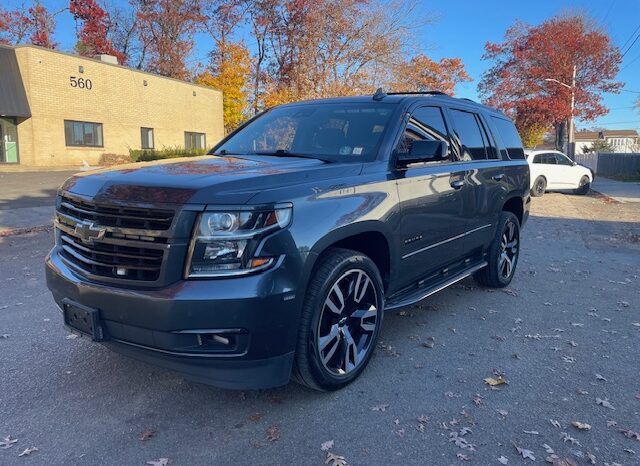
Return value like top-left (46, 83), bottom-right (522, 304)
top-left (212, 149), bottom-right (240, 156)
top-left (251, 149), bottom-right (333, 163)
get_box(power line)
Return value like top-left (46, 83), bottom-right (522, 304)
top-left (620, 53), bottom-right (640, 72)
top-left (622, 33), bottom-right (640, 58)
top-left (619, 23), bottom-right (640, 51)
top-left (620, 89), bottom-right (640, 94)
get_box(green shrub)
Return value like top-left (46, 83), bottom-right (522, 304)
top-left (129, 146), bottom-right (208, 162)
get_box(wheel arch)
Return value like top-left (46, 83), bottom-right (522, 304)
top-left (302, 221), bottom-right (395, 294)
top-left (502, 195), bottom-right (524, 226)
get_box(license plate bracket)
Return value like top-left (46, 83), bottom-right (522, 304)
top-left (62, 299), bottom-right (104, 341)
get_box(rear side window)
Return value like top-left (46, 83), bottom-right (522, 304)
top-left (491, 117), bottom-right (525, 159)
top-left (533, 153), bottom-right (557, 164)
top-left (449, 109), bottom-right (488, 160)
top-left (396, 106), bottom-right (450, 160)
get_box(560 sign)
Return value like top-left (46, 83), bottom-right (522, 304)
top-left (69, 76), bottom-right (93, 90)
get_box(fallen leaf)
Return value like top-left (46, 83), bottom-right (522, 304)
top-left (546, 455), bottom-right (578, 466)
top-left (620, 429), bottom-right (640, 440)
top-left (146, 459), bottom-right (169, 466)
top-left (325, 451), bottom-right (347, 466)
top-left (595, 373), bottom-right (607, 381)
top-left (497, 409), bottom-right (509, 417)
top-left (18, 447), bottom-right (38, 457)
top-left (417, 415), bottom-right (429, 424)
top-left (371, 404), bottom-right (389, 412)
top-left (560, 432), bottom-right (581, 446)
top-left (550, 419), bottom-right (562, 428)
top-left (562, 356), bottom-right (576, 363)
top-left (320, 440), bottom-right (334, 451)
top-left (512, 441), bottom-right (536, 461)
top-left (596, 398), bottom-right (615, 409)
top-left (623, 448), bottom-right (636, 454)
top-left (265, 425), bottom-right (280, 442)
top-left (576, 388), bottom-right (588, 395)
top-left (457, 453), bottom-right (470, 461)
top-left (543, 444), bottom-right (554, 454)
top-left (247, 413), bottom-right (264, 423)
top-left (586, 452), bottom-right (596, 464)
top-left (498, 455), bottom-right (509, 465)
top-left (523, 430), bottom-right (540, 435)
top-left (449, 432), bottom-right (476, 451)
top-left (484, 377), bottom-right (507, 386)
top-left (571, 421), bottom-right (591, 431)
top-left (394, 428), bottom-right (405, 437)
top-left (606, 420), bottom-right (618, 427)
top-left (65, 334), bottom-right (78, 340)
top-left (139, 430), bottom-right (156, 441)
top-left (0, 436), bottom-right (17, 449)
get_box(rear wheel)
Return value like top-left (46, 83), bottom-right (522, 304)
top-left (474, 212), bottom-right (520, 288)
top-left (531, 176), bottom-right (546, 197)
top-left (574, 175), bottom-right (590, 195)
top-left (293, 248), bottom-right (384, 391)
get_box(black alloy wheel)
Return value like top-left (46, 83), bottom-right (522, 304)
top-left (293, 248), bottom-right (384, 391)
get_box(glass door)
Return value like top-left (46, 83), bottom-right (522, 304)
top-left (0, 117), bottom-right (19, 163)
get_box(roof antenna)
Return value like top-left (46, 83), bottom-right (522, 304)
top-left (372, 87), bottom-right (386, 101)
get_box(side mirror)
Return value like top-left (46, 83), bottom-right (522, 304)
top-left (397, 140), bottom-right (448, 166)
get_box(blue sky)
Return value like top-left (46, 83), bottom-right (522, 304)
top-left (8, 0), bottom-right (640, 131)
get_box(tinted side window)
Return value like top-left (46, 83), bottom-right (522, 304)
top-left (397, 106), bottom-right (450, 160)
top-left (533, 154), bottom-right (543, 164)
top-left (491, 117), bottom-right (525, 159)
top-left (449, 109), bottom-right (487, 160)
top-left (555, 153), bottom-right (573, 166)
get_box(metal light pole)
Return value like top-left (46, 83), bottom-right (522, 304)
top-left (545, 64), bottom-right (577, 159)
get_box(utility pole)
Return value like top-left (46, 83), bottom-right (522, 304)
top-left (545, 64), bottom-right (577, 159)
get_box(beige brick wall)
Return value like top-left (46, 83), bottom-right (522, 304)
top-left (13, 46), bottom-right (224, 167)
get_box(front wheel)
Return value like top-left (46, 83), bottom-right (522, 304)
top-left (474, 212), bottom-right (520, 288)
top-left (293, 248), bottom-right (384, 391)
top-left (574, 175), bottom-right (591, 195)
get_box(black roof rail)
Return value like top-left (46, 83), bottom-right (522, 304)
top-left (386, 91), bottom-right (450, 96)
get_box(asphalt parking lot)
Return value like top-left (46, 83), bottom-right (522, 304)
top-left (0, 191), bottom-right (639, 466)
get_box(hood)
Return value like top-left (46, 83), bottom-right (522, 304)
top-left (61, 155), bottom-right (357, 205)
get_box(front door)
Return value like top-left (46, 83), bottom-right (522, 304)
top-left (0, 117), bottom-right (19, 164)
top-left (394, 106), bottom-right (470, 288)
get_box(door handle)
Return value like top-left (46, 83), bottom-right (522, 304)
top-left (492, 173), bottom-right (505, 181)
top-left (450, 180), bottom-right (465, 190)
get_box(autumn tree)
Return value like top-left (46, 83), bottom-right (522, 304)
top-left (390, 55), bottom-right (471, 94)
top-left (70, 0), bottom-right (124, 63)
top-left (479, 14), bottom-right (623, 150)
top-left (196, 42), bottom-right (251, 132)
top-left (133, 0), bottom-right (204, 79)
top-left (0, 1), bottom-right (57, 48)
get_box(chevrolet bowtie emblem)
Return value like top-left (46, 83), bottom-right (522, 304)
top-left (74, 220), bottom-right (106, 244)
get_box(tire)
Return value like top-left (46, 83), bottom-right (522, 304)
top-left (531, 176), bottom-right (546, 197)
top-left (292, 248), bottom-right (384, 391)
top-left (474, 212), bottom-right (520, 288)
top-left (574, 175), bottom-right (590, 195)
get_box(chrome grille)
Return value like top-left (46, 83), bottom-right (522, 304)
top-left (59, 195), bottom-right (174, 230)
top-left (55, 195), bottom-right (174, 282)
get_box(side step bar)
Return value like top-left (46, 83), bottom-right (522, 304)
top-left (385, 261), bottom-right (487, 311)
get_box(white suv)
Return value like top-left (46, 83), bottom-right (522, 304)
top-left (525, 150), bottom-right (593, 197)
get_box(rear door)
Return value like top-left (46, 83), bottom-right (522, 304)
top-left (552, 152), bottom-right (579, 188)
top-left (394, 106), bottom-right (470, 288)
top-left (445, 108), bottom-right (506, 255)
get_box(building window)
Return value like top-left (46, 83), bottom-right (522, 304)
top-left (64, 120), bottom-right (103, 147)
top-left (185, 132), bottom-right (206, 150)
top-left (141, 127), bottom-right (154, 149)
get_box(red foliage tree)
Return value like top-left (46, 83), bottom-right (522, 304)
top-left (0, 1), bottom-right (56, 48)
top-left (133, 0), bottom-right (204, 80)
top-left (479, 14), bottom-right (622, 140)
top-left (69, 0), bottom-right (124, 63)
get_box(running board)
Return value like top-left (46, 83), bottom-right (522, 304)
top-left (385, 261), bottom-right (487, 311)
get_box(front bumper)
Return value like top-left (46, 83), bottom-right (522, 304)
top-left (45, 248), bottom-right (303, 389)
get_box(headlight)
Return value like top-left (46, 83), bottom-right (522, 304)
top-left (185, 206), bottom-right (292, 278)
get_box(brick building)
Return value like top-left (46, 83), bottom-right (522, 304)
top-left (0, 44), bottom-right (224, 168)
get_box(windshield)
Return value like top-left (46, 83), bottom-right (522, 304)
top-left (212, 103), bottom-right (395, 162)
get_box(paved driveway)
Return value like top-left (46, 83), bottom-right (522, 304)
top-left (0, 193), bottom-right (638, 465)
top-left (0, 171), bottom-right (77, 232)
top-left (591, 177), bottom-right (640, 203)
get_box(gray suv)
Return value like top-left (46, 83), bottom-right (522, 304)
top-left (45, 90), bottom-right (530, 391)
